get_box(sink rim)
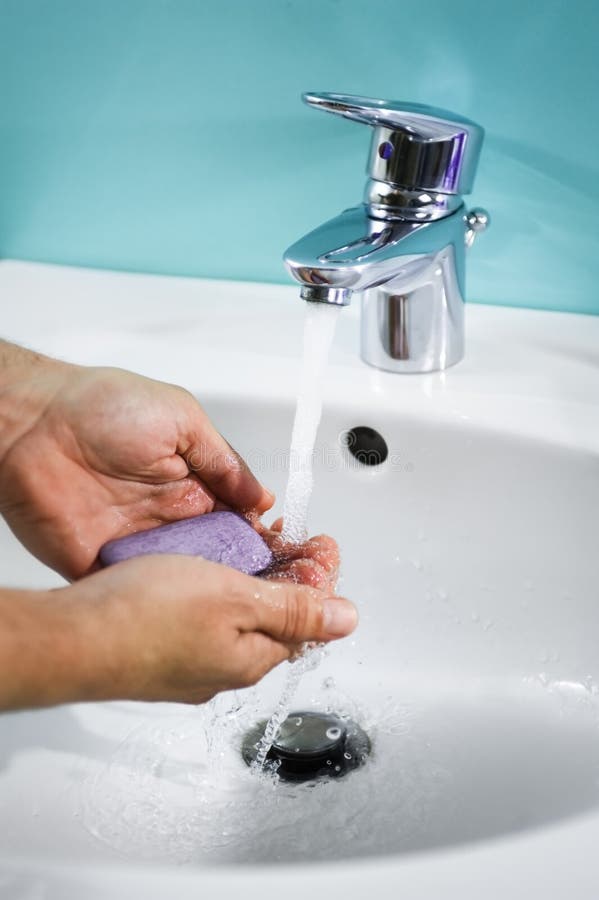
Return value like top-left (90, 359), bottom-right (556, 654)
top-left (0, 259), bottom-right (598, 897)
top-left (1, 259), bottom-right (597, 459)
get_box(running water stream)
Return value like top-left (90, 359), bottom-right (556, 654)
top-left (82, 301), bottom-right (347, 855)
top-left (280, 301), bottom-right (340, 544)
top-left (252, 301), bottom-right (340, 769)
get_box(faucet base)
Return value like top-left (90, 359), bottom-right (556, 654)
top-left (360, 245), bottom-right (465, 373)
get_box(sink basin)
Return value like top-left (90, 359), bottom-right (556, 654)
top-left (0, 261), bottom-right (598, 898)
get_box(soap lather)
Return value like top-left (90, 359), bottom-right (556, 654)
top-left (99, 510), bottom-right (273, 575)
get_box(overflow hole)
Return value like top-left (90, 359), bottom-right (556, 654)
top-left (342, 426), bottom-right (388, 466)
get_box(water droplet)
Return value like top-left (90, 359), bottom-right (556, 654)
top-left (334, 765), bottom-right (341, 772)
top-left (326, 726), bottom-right (341, 741)
top-left (295, 717), bottom-right (303, 726)
top-left (344, 752), bottom-right (352, 760)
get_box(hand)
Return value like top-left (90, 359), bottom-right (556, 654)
top-left (260, 517), bottom-right (340, 592)
top-left (2, 554), bottom-right (357, 709)
top-left (0, 357), bottom-right (272, 580)
top-left (0, 529), bottom-right (351, 710)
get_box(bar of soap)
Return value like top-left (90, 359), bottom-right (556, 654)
top-left (99, 511), bottom-right (273, 575)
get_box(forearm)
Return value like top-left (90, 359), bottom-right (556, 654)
top-left (0, 340), bottom-right (71, 463)
top-left (0, 586), bottom-right (106, 710)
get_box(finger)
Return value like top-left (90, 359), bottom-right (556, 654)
top-left (253, 517), bottom-right (285, 541)
top-left (251, 517), bottom-right (283, 539)
top-left (249, 579), bottom-right (357, 643)
top-left (262, 531), bottom-right (340, 574)
top-left (100, 475), bottom-right (217, 542)
top-left (180, 403), bottom-right (274, 514)
top-left (279, 534), bottom-right (339, 572)
top-left (244, 509), bottom-right (267, 532)
top-left (266, 558), bottom-right (334, 591)
top-left (137, 473), bottom-right (217, 519)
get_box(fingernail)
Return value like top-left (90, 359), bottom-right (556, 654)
top-left (322, 598), bottom-right (358, 636)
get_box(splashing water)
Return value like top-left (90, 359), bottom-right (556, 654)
top-left (252, 645), bottom-right (326, 770)
top-left (80, 673), bottom-right (599, 864)
top-left (253, 302), bottom-right (340, 769)
top-left (81, 688), bottom-right (423, 864)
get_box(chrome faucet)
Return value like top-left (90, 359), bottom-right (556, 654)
top-left (284, 93), bottom-right (489, 373)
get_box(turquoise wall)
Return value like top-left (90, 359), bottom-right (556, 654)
top-left (1, 0), bottom-right (597, 314)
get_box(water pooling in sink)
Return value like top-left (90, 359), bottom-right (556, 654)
top-left (80, 681), bottom-right (403, 863)
top-left (81, 674), bottom-right (599, 863)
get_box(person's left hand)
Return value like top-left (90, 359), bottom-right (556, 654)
top-left (259, 517), bottom-right (340, 593)
top-left (0, 363), bottom-right (273, 580)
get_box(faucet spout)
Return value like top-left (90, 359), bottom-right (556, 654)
top-left (285, 205), bottom-right (439, 295)
top-left (300, 286), bottom-right (353, 306)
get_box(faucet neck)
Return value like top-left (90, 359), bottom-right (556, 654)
top-left (364, 179), bottom-right (464, 222)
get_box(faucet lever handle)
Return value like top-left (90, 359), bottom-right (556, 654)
top-left (303, 92), bottom-right (484, 195)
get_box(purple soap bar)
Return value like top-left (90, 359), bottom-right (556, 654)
top-left (99, 511), bottom-right (273, 575)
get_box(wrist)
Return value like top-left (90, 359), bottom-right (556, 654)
top-left (58, 574), bottom-right (150, 704)
top-left (0, 340), bottom-right (75, 464)
top-left (0, 586), bottom-right (96, 709)
top-left (0, 579), bottom-right (142, 709)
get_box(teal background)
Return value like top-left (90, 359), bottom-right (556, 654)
top-left (0, 0), bottom-right (597, 314)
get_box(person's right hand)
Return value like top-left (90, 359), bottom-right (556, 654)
top-left (48, 553), bottom-right (356, 707)
top-left (0, 355), bottom-right (274, 581)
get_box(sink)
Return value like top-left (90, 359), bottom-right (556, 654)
top-left (0, 261), bottom-right (598, 898)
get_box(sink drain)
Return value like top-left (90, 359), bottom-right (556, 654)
top-left (342, 426), bottom-right (388, 466)
top-left (242, 711), bottom-right (371, 782)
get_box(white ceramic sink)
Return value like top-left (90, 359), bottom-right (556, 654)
top-left (0, 261), bottom-right (598, 898)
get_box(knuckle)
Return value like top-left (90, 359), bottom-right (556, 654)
top-left (282, 590), bottom-right (310, 641)
top-left (225, 447), bottom-right (243, 469)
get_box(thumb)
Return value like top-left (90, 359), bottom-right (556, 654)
top-left (180, 399), bottom-right (274, 514)
top-left (251, 579), bottom-right (358, 644)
